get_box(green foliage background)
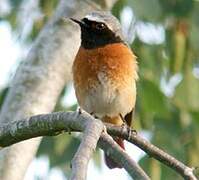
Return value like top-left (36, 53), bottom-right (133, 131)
top-left (0, 0), bottom-right (199, 179)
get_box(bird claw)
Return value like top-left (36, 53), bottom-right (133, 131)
top-left (127, 127), bottom-right (132, 140)
top-left (131, 129), bottom-right (137, 135)
top-left (103, 125), bottom-right (107, 134)
top-left (121, 123), bottom-right (137, 140)
top-left (78, 107), bottom-right (83, 115)
top-left (128, 129), bottom-right (137, 139)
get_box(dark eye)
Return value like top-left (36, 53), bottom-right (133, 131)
top-left (95, 23), bottom-right (106, 30)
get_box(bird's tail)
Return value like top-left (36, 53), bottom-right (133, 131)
top-left (104, 137), bottom-right (125, 169)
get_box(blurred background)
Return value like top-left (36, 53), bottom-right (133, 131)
top-left (0, 0), bottom-right (199, 179)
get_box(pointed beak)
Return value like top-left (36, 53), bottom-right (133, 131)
top-left (70, 18), bottom-right (88, 28)
top-left (70, 18), bottom-right (81, 25)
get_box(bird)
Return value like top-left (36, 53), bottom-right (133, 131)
top-left (71, 11), bottom-right (138, 169)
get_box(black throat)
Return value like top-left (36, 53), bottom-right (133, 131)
top-left (80, 27), bottom-right (124, 49)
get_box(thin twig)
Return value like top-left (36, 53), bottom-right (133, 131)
top-left (98, 132), bottom-right (150, 180)
top-left (106, 123), bottom-right (197, 180)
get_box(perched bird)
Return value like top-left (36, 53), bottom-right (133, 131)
top-left (71, 11), bottom-right (138, 169)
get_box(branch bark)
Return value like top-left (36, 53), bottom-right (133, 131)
top-left (70, 112), bottom-right (104, 180)
top-left (0, 111), bottom-right (197, 180)
top-left (0, 111), bottom-right (148, 180)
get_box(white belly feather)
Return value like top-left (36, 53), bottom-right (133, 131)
top-left (80, 71), bottom-right (136, 118)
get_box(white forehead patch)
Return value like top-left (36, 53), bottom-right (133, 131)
top-left (84, 14), bottom-right (113, 31)
top-left (85, 14), bottom-right (104, 23)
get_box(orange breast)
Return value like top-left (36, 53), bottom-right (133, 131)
top-left (73, 43), bottom-right (137, 91)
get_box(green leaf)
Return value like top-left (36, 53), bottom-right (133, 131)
top-left (128, 0), bottom-right (162, 22)
top-left (190, 24), bottom-right (199, 57)
top-left (112, 0), bottom-right (127, 19)
top-left (132, 41), bottom-right (165, 82)
top-left (140, 156), bottom-right (182, 179)
top-left (190, 111), bottom-right (199, 125)
top-left (39, 0), bottom-right (59, 18)
top-left (159, 0), bottom-right (194, 18)
top-left (173, 72), bottom-right (199, 111)
top-left (138, 78), bottom-right (169, 118)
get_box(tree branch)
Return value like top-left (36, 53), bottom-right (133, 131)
top-left (98, 133), bottom-right (150, 180)
top-left (0, 112), bottom-right (197, 179)
top-left (106, 124), bottom-right (198, 180)
top-left (0, 111), bottom-right (147, 180)
top-left (70, 112), bottom-right (104, 180)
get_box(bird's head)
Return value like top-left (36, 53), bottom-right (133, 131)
top-left (70, 11), bottom-right (125, 49)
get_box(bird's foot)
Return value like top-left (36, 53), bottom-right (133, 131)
top-left (131, 129), bottom-right (137, 135)
top-left (78, 107), bottom-right (83, 115)
top-left (128, 129), bottom-right (137, 140)
top-left (127, 126), bottom-right (132, 140)
top-left (102, 124), bottom-right (108, 134)
top-left (121, 123), bottom-right (136, 140)
top-left (90, 112), bottom-right (98, 119)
